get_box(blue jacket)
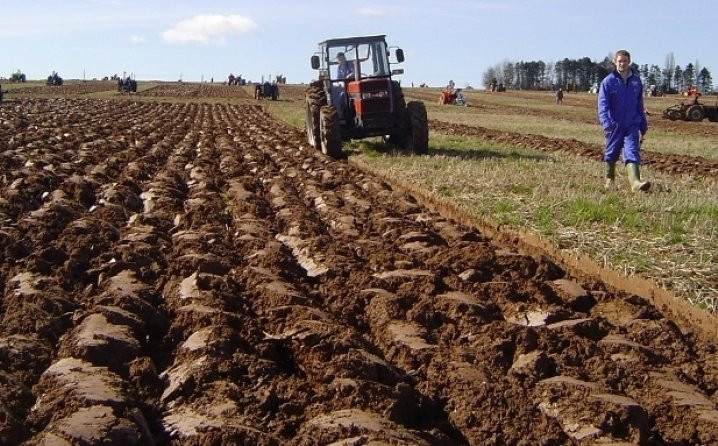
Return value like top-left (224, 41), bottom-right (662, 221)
top-left (598, 70), bottom-right (647, 133)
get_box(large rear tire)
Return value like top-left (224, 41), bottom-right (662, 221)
top-left (320, 106), bottom-right (342, 158)
top-left (305, 82), bottom-right (326, 150)
top-left (384, 81), bottom-right (408, 147)
top-left (404, 101), bottom-right (429, 155)
top-left (687, 105), bottom-right (705, 122)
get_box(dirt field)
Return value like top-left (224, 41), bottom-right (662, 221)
top-left (2, 91), bottom-right (718, 445)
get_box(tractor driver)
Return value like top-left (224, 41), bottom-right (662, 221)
top-left (332, 52), bottom-right (355, 120)
top-left (336, 52), bottom-right (354, 79)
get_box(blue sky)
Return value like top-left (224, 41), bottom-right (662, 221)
top-left (2, 0), bottom-right (716, 88)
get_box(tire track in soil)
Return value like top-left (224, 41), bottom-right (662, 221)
top-left (429, 119), bottom-right (718, 180)
top-left (2, 98), bottom-right (718, 445)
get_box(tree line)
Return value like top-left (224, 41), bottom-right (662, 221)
top-left (481, 52), bottom-right (714, 93)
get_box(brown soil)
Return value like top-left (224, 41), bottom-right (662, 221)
top-left (6, 81), bottom-right (119, 96)
top-left (137, 84), bottom-right (251, 98)
top-left (2, 97), bottom-right (718, 445)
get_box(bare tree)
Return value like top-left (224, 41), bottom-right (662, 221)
top-left (663, 52), bottom-right (675, 92)
top-left (694, 59), bottom-right (701, 90)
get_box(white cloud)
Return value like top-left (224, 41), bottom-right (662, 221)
top-left (162, 14), bottom-right (257, 45)
top-left (129, 34), bottom-right (145, 44)
top-left (356, 7), bottom-right (385, 17)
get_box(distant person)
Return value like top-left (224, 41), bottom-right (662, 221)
top-left (598, 49), bottom-right (649, 192)
top-left (555, 88), bottom-right (564, 105)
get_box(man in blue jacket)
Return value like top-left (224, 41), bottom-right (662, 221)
top-left (598, 49), bottom-right (650, 192)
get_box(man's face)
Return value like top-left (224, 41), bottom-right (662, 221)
top-left (615, 54), bottom-right (630, 75)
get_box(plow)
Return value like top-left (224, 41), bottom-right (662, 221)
top-left (663, 96), bottom-right (718, 122)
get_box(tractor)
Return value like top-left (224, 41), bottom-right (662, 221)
top-left (46, 71), bottom-right (63, 86)
top-left (10, 70), bottom-right (26, 83)
top-left (305, 35), bottom-right (428, 157)
top-left (663, 96), bottom-right (718, 122)
top-left (117, 76), bottom-right (137, 93)
top-left (254, 81), bottom-right (278, 100)
top-left (439, 87), bottom-right (467, 106)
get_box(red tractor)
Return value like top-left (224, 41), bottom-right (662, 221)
top-left (305, 35), bottom-right (428, 157)
top-left (438, 87), bottom-right (467, 106)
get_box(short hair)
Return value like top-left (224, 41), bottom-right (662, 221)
top-left (614, 49), bottom-right (631, 62)
top-left (337, 52), bottom-right (345, 58)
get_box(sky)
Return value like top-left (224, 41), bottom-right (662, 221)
top-left (2, 0), bottom-right (717, 88)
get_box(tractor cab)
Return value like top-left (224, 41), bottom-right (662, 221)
top-left (311, 36), bottom-right (404, 124)
top-left (312, 38), bottom-right (400, 82)
top-left (306, 35), bottom-right (426, 158)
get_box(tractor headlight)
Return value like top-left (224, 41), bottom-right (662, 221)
top-left (361, 90), bottom-right (389, 99)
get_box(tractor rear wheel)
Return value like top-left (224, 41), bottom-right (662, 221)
top-left (687, 105), bottom-right (705, 122)
top-left (305, 83), bottom-right (326, 150)
top-left (384, 81), bottom-right (407, 147)
top-left (319, 106), bottom-right (342, 158)
top-left (404, 101), bottom-right (429, 154)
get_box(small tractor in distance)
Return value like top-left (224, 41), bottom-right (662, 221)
top-left (663, 95), bottom-right (718, 122)
top-left (254, 81), bottom-right (278, 100)
top-left (305, 35), bottom-right (428, 157)
top-left (439, 87), bottom-right (467, 106)
top-left (117, 76), bottom-right (137, 93)
top-left (46, 71), bottom-right (63, 86)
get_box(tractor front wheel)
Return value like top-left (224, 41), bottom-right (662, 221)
top-left (404, 101), bottom-right (429, 154)
top-left (319, 106), bottom-right (342, 158)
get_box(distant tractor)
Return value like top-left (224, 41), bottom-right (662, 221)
top-left (228, 73), bottom-right (245, 85)
top-left (305, 34), bottom-right (428, 157)
top-left (46, 71), bottom-right (63, 86)
top-left (663, 96), bottom-right (718, 122)
top-left (10, 70), bottom-right (26, 83)
top-left (439, 87), bottom-right (467, 106)
top-left (117, 76), bottom-right (137, 93)
top-left (682, 86), bottom-right (699, 97)
top-left (254, 81), bottom-right (278, 100)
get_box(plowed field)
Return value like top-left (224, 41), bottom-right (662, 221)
top-left (2, 96), bottom-right (718, 445)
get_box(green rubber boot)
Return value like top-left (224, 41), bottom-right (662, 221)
top-left (626, 162), bottom-right (650, 192)
top-left (604, 162), bottom-right (616, 190)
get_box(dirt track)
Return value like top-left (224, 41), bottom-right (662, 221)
top-left (428, 120), bottom-right (718, 180)
top-left (2, 97), bottom-right (718, 445)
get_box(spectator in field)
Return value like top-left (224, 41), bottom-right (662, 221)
top-left (598, 49), bottom-right (650, 192)
top-left (555, 88), bottom-right (564, 105)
